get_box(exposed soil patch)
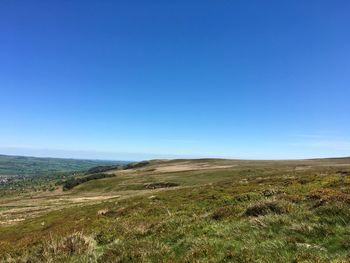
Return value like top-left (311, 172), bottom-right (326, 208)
top-left (154, 163), bottom-right (235, 173)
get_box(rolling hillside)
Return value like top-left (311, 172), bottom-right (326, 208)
top-left (1, 157), bottom-right (350, 262)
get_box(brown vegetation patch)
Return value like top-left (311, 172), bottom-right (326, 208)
top-left (337, 170), bottom-right (350, 176)
top-left (154, 162), bottom-right (235, 173)
top-left (144, 182), bottom-right (179, 189)
top-left (211, 205), bottom-right (239, 220)
top-left (307, 189), bottom-right (350, 205)
top-left (244, 200), bottom-right (292, 217)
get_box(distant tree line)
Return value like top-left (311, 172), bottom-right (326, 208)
top-left (124, 161), bottom-right (150, 169)
top-left (85, 165), bottom-right (122, 174)
top-left (86, 161), bottom-right (150, 174)
top-left (63, 161), bottom-right (151, 191)
top-left (63, 173), bottom-right (114, 190)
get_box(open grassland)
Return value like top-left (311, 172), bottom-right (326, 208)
top-left (1, 158), bottom-right (350, 262)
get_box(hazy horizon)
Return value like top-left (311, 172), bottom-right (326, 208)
top-left (1, 146), bottom-right (349, 162)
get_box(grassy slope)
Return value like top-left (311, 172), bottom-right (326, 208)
top-left (1, 158), bottom-right (350, 262)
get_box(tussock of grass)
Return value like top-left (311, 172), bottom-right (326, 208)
top-left (244, 200), bottom-right (293, 217)
top-left (4, 232), bottom-right (97, 263)
top-left (211, 205), bottom-right (240, 220)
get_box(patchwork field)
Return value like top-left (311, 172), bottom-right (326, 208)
top-left (1, 158), bottom-right (350, 262)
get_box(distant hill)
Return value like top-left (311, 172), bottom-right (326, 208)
top-left (0, 154), bottom-right (129, 177)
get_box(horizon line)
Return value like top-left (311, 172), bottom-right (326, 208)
top-left (0, 147), bottom-right (349, 162)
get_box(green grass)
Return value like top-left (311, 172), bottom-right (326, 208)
top-left (0, 154), bottom-right (126, 177)
top-left (0, 154), bottom-right (129, 197)
top-left (1, 158), bottom-right (350, 262)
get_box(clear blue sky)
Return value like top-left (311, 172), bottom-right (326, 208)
top-left (1, 1), bottom-right (349, 160)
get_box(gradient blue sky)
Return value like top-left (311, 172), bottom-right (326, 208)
top-left (1, 1), bottom-right (350, 160)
